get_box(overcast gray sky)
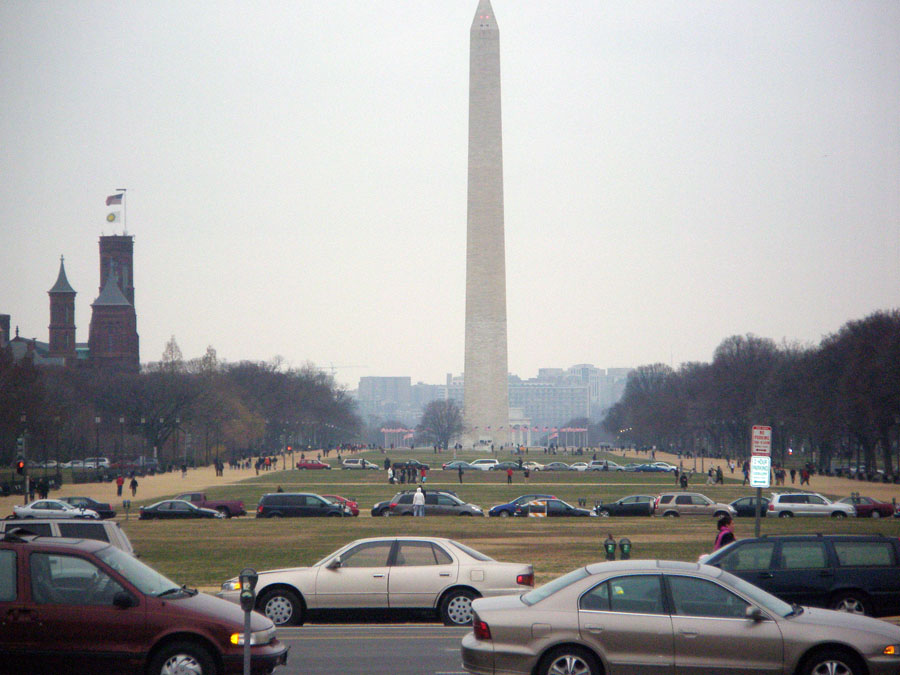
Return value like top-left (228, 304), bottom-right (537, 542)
top-left (2, 1), bottom-right (898, 389)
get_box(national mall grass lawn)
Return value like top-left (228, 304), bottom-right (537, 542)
top-left (119, 450), bottom-right (900, 589)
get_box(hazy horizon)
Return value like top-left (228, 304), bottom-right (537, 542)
top-left (3, 1), bottom-right (898, 388)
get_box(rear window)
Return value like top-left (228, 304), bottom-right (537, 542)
top-left (523, 567), bottom-right (589, 606)
top-left (58, 522), bottom-right (109, 543)
top-left (4, 522), bottom-right (53, 537)
top-left (450, 541), bottom-right (493, 562)
top-left (834, 541), bottom-right (896, 567)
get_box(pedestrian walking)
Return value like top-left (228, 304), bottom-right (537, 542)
top-left (713, 515), bottom-right (736, 551)
top-left (458, 465), bottom-right (464, 484)
top-left (523, 467), bottom-right (530, 483)
top-left (412, 487), bottom-right (425, 517)
top-left (129, 477), bottom-right (138, 497)
top-left (116, 475), bottom-right (124, 497)
top-left (387, 467), bottom-right (394, 484)
top-left (790, 468), bottom-right (796, 484)
top-left (506, 467), bottom-right (513, 484)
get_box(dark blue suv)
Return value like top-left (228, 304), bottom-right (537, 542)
top-left (703, 533), bottom-right (900, 617)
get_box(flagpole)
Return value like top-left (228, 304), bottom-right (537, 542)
top-left (116, 188), bottom-right (127, 234)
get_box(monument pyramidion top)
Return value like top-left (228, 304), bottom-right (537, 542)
top-left (471, 0), bottom-right (497, 32)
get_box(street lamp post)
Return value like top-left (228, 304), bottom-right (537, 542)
top-left (119, 417), bottom-right (125, 468)
top-left (94, 416), bottom-right (101, 478)
top-left (20, 414), bottom-right (28, 505)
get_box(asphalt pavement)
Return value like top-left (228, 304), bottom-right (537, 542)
top-left (274, 624), bottom-right (469, 675)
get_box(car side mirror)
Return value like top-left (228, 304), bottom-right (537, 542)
top-left (113, 591), bottom-right (137, 609)
top-left (327, 556), bottom-right (342, 570)
top-left (745, 606), bottom-right (765, 622)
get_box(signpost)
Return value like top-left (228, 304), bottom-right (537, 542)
top-left (750, 425), bottom-right (771, 536)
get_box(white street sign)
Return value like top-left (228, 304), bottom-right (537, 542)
top-left (750, 456), bottom-right (771, 488)
top-left (751, 425), bottom-right (772, 457)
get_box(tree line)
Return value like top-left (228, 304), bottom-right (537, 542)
top-left (0, 338), bottom-right (362, 468)
top-left (602, 310), bottom-right (900, 475)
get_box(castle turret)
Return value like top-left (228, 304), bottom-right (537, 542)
top-left (47, 255), bottom-right (77, 365)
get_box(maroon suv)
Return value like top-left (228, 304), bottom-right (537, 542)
top-left (0, 531), bottom-right (288, 675)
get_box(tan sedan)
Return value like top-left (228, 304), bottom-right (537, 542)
top-left (218, 536), bottom-right (533, 627)
top-left (462, 559), bottom-right (900, 675)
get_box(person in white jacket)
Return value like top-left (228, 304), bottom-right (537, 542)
top-left (412, 486), bottom-right (426, 517)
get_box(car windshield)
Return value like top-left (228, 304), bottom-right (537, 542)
top-left (718, 568), bottom-right (794, 616)
top-left (96, 544), bottom-right (183, 596)
top-left (450, 541), bottom-right (493, 562)
top-left (521, 567), bottom-right (589, 606)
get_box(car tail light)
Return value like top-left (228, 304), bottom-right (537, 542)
top-left (389, 503), bottom-right (398, 509)
top-left (257, 505), bottom-right (263, 515)
top-left (473, 618), bottom-right (491, 641)
top-left (767, 503), bottom-right (774, 511)
top-left (517, 573), bottom-right (534, 586)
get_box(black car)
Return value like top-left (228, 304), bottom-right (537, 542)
top-left (138, 499), bottom-right (223, 520)
top-left (489, 462), bottom-right (524, 471)
top-left (371, 490), bottom-right (462, 517)
top-left (703, 533), bottom-right (900, 617)
top-left (522, 498), bottom-right (594, 517)
top-left (256, 492), bottom-right (351, 518)
top-left (391, 459), bottom-right (431, 471)
top-left (59, 496), bottom-right (116, 520)
top-left (594, 494), bottom-right (655, 517)
top-left (729, 496), bottom-right (769, 517)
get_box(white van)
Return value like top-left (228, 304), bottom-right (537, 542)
top-left (0, 518), bottom-right (134, 555)
top-left (83, 457), bottom-right (111, 469)
top-left (470, 459), bottom-right (499, 471)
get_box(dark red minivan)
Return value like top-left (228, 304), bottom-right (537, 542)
top-left (0, 530), bottom-right (288, 675)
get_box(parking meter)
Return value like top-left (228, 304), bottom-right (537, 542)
top-left (123, 499), bottom-right (131, 521)
top-left (619, 537), bottom-right (632, 560)
top-left (239, 568), bottom-right (258, 611)
top-left (239, 568), bottom-right (258, 675)
top-left (603, 535), bottom-right (617, 561)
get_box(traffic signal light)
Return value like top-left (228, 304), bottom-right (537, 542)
top-left (15, 459), bottom-right (25, 475)
top-left (287, 445), bottom-right (292, 452)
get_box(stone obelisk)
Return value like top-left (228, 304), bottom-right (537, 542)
top-left (463, 0), bottom-right (508, 445)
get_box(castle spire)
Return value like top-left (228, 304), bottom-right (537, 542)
top-left (49, 255), bottom-right (76, 294)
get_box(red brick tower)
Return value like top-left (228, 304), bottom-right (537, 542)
top-left (89, 235), bottom-right (140, 372)
top-left (47, 256), bottom-right (77, 365)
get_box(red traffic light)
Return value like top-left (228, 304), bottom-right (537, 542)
top-left (287, 445), bottom-right (292, 452)
top-left (15, 460), bottom-right (25, 475)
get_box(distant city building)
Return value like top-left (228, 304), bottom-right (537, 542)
top-left (355, 364), bottom-right (631, 438)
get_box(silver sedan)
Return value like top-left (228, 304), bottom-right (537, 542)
top-left (219, 536), bottom-right (533, 627)
top-left (12, 499), bottom-right (99, 520)
top-left (462, 559), bottom-right (900, 675)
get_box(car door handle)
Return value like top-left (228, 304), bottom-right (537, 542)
top-left (758, 573), bottom-right (774, 579)
top-left (680, 631), bottom-right (699, 638)
top-left (584, 624), bottom-right (603, 633)
top-left (439, 572), bottom-right (451, 577)
top-left (373, 574), bottom-right (385, 578)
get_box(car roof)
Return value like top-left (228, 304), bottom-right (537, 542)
top-left (584, 559), bottom-right (714, 576)
top-left (0, 531), bottom-right (111, 554)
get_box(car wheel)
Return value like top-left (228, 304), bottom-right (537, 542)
top-left (800, 648), bottom-right (864, 675)
top-left (258, 587), bottom-right (303, 626)
top-left (269, 512), bottom-right (282, 518)
top-left (459, 512), bottom-right (473, 516)
top-left (216, 507), bottom-right (230, 518)
top-left (598, 509), bottom-right (610, 517)
top-left (440, 589), bottom-right (477, 626)
top-left (663, 511), bottom-right (679, 517)
top-left (830, 591), bottom-right (871, 616)
top-left (778, 511), bottom-right (793, 518)
top-left (148, 640), bottom-right (216, 675)
top-left (538, 645), bottom-right (599, 675)
top-left (327, 512), bottom-right (343, 517)
top-left (871, 510), bottom-right (881, 519)
top-left (499, 510), bottom-right (510, 518)
top-left (831, 511), bottom-right (847, 518)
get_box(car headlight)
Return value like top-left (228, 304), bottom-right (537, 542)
top-left (230, 626), bottom-right (276, 646)
top-left (883, 645), bottom-right (900, 656)
top-left (221, 579), bottom-right (241, 592)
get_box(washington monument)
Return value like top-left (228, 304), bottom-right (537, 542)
top-left (464, 0), bottom-right (509, 444)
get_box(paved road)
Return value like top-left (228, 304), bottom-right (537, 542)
top-left (275, 624), bottom-right (469, 674)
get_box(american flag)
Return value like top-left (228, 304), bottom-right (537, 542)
top-left (106, 194), bottom-right (123, 206)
